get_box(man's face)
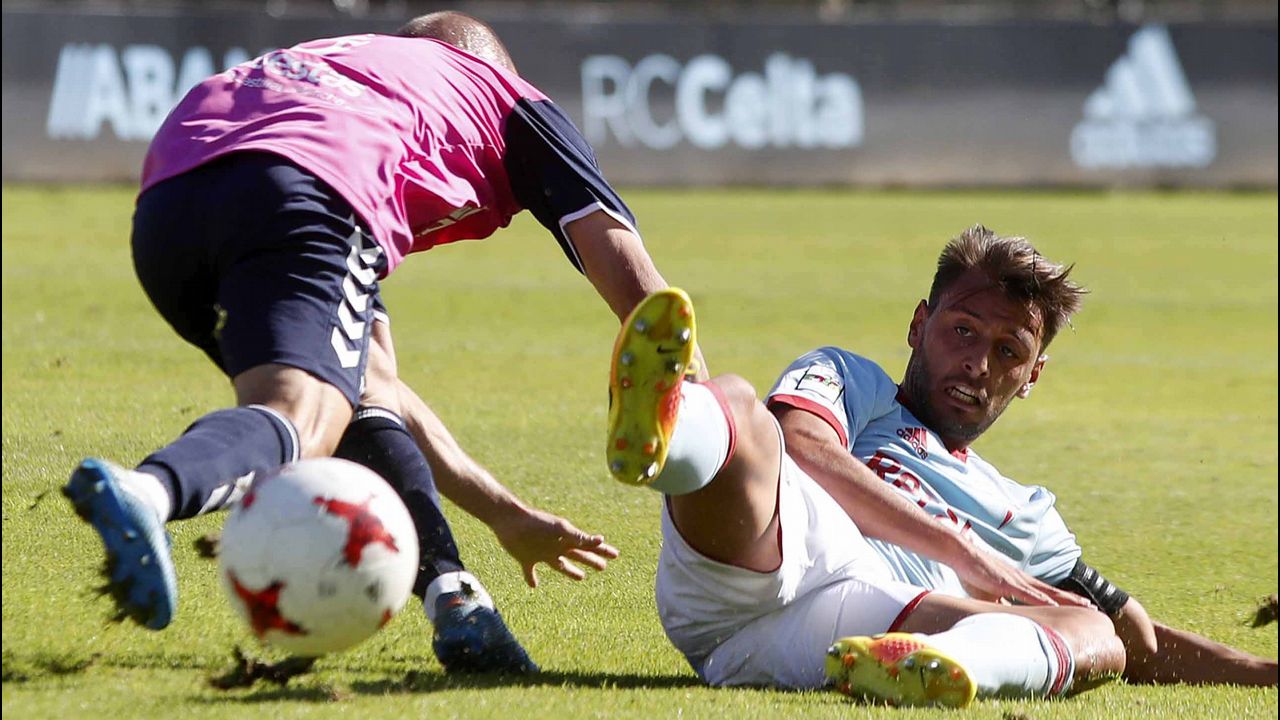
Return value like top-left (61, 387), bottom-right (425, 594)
top-left (900, 270), bottom-right (1047, 450)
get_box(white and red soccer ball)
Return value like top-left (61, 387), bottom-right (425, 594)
top-left (218, 458), bottom-right (419, 656)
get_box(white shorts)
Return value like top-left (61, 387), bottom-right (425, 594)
top-left (655, 443), bottom-right (963, 689)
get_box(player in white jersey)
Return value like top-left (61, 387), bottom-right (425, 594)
top-left (603, 287), bottom-right (1127, 707)
top-left (768, 225), bottom-right (1277, 686)
top-left (769, 351), bottom-right (1080, 594)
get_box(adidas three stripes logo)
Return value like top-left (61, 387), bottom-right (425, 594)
top-left (1071, 25), bottom-right (1216, 170)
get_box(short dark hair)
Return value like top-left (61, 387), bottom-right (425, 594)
top-left (396, 11), bottom-right (516, 73)
top-left (928, 225), bottom-right (1087, 350)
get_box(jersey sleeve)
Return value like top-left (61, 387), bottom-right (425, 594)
top-left (1022, 490), bottom-right (1083, 585)
top-left (976, 467), bottom-right (1084, 585)
top-left (766, 348), bottom-right (898, 449)
top-left (501, 98), bottom-right (639, 274)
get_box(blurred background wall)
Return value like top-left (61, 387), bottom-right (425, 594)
top-left (3, 0), bottom-right (1276, 186)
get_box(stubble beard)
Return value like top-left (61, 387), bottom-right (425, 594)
top-left (901, 349), bottom-right (1008, 447)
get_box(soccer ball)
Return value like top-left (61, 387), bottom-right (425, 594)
top-left (218, 458), bottom-right (419, 656)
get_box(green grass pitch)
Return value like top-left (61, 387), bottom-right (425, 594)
top-left (2, 185), bottom-right (1276, 719)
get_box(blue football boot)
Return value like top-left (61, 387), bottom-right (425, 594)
top-left (432, 582), bottom-right (538, 674)
top-left (63, 458), bottom-right (178, 630)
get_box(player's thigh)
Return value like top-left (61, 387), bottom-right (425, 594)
top-left (137, 152), bottom-right (389, 451)
top-left (232, 364), bottom-right (353, 458)
top-left (219, 226), bottom-right (387, 449)
top-left (899, 592), bottom-right (1116, 647)
top-left (357, 313), bottom-right (401, 412)
top-left (703, 577), bottom-right (927, 689)
top-left (132, 151), bottom-right (387, 400)
top-left (669, 375), bottom-right (784, 572)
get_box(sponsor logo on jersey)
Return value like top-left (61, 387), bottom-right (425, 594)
top-left (415, 204), bottom-right (486, 237)
top-left (581, 53), bottom-right (863, 151)
top-left (896, 426), bottom-right (930, 460)
top-left (794, 365), bottom-right (843, 404)
top-left (46, 43), bottom-right (253, 141)
top-left (244, 49), bottom-right (366, 99)
top-left (1070, 25), bottom-right (1216, 169)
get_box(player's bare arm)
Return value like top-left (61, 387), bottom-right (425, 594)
top-left (567, 210), bottom-right (709, 380)
top-left (775, 404), bottom-right (1090, 609)
top-left (393, 380), bottom-right (619, 587)
top-left (364, 321), bottom-right (618, 587)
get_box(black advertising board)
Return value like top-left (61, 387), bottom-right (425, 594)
top-left (3, 8), bottom-right (1275, 187)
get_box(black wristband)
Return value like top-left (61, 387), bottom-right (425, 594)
top-left (1054, 559), bottom-right (1131, 616)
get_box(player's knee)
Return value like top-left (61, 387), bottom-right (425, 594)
top-left (1050, 607), bottom-right (1127, 682)
top-left (705, 374), bottom-right (780, 470)
top-left (1072, 605), bottom-right (1119, 637)
top-left (706, 374), bottom-right (762, 427)
top-left (1065, 607), bottom-right (1122, 651)
top-left (1113, 598), bottom-right (1159, 659)
top-left (267, 403), bottom-right (349, 459)
top-left (234, 364), bottom-right (354, 458)
top-left (302, 417), bottom-right (351, 458)
top-left (296, 392), bottom-right (355, 458)
top-left (1089, 631), bottom-right (1129, 681)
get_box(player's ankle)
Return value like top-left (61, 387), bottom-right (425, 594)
top-left (117, 469), bottom-right (173, 524)
top-left (424, 570), bottom-right (493, 622)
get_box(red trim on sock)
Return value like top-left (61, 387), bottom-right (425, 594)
top-left (887, 590), bottom-right (932, 632)
top-left (1039, 624), bottom-right (1073, 697)
top-left (700, 381), bottom-right (738, 474)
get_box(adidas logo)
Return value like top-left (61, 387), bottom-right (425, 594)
top-left (1070, 25), bottom-right (1216, 170)
top-left (896, 426), bottom-right (929, 460)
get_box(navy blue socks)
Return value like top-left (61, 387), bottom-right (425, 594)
top-left (334, 406), bottom-right (466, 598)
top-left (137, 404), bottom-right (299, 520)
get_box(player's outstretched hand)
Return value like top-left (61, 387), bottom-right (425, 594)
top-left (492, 506), bottom-right (621, 588)
top-left (951, 543), bottom-right (1093, 609)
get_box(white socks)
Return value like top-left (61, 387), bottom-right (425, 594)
top-left (116, 468), bottom-right (173, 525)
top-left (921, 613), bottom-right (1074, 699)
top-left (424, 571), bottom-right (494, 622)
top-left (650, 382), bottom-right (734, 496)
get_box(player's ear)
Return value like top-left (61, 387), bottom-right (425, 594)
top-left (1018, 354), bottom-right (1048, 399)
top-left (907, 300), bottom-right (928, 350)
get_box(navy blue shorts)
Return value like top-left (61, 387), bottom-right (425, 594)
top-left (132, 151), bottom-right (388, 405)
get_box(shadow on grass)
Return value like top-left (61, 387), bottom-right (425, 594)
top-left (354, 668), bottom-right (705, 693)
top-left (2, 648), bottom-right (230, 683)
top-left (2, 650), bottom-right (101, 682)
top-left (196, 669), bottom-right (703, 704)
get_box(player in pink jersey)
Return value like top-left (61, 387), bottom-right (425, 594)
top-left (63, 12), bottom-right (698, 674)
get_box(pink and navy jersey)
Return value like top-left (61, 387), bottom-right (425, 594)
top-left (766, 347), bottom-right (1081, 588)
top-left (143, 34), bottom-right (636, 276)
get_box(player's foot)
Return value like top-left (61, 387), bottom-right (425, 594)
top-left (825, 633), bottom-right (977, 709)
top-left (607, 288), bottom-right (697, 486)
top-left (62, 458), bottom-right (178, 630)
top-left (432, 585), bottom-right (538, 674)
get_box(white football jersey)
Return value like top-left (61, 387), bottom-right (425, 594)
top-left (767, 347), bottom-right (1081, 588)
